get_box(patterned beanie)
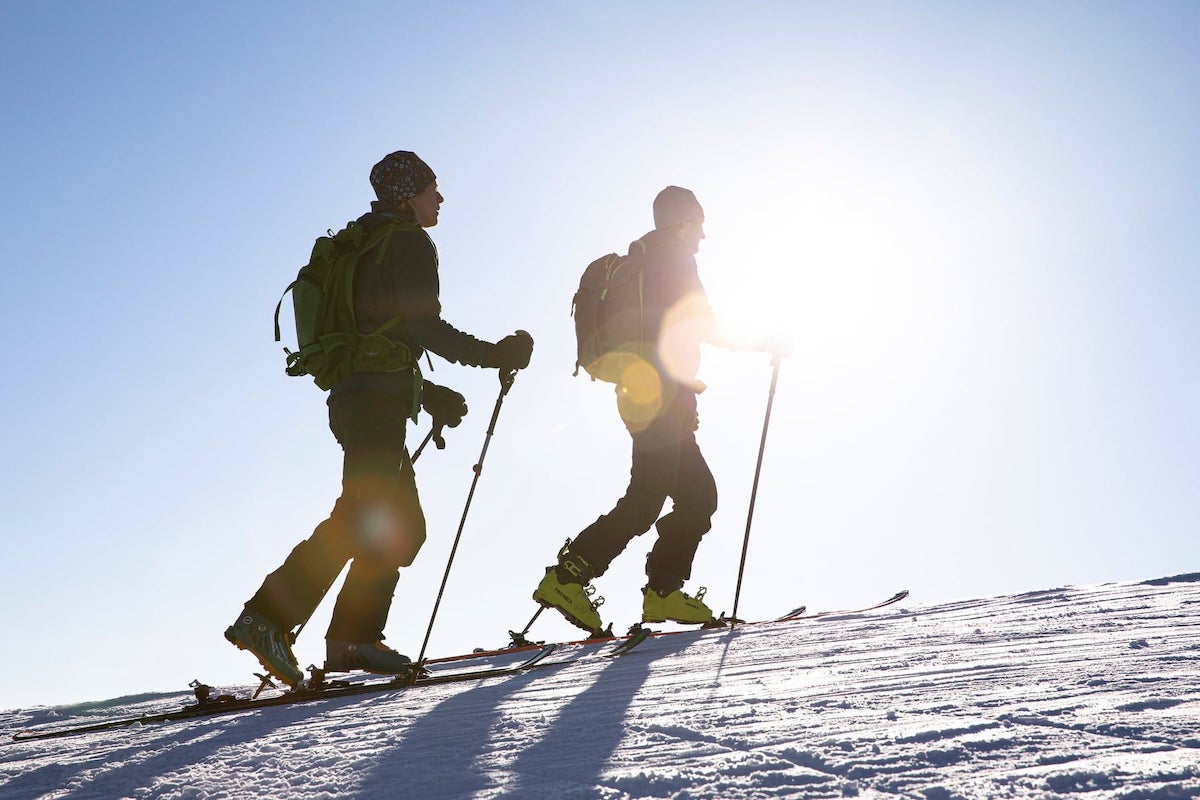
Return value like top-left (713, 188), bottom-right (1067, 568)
top-left (653, 186), bottom-right (704, 229)
top-left (370, 151), bottom-right (437, 205)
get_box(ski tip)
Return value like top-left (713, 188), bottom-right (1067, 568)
top-left (604, 627), bottom-right (652, 657)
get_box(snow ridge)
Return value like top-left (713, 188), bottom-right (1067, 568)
top-left (2, 577), bottom-right (1199, 799)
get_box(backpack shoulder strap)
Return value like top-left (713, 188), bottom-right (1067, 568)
top-left (359, 220), bottom-right (423, 337)
top-left (274, 279), bottom-right (299, 343)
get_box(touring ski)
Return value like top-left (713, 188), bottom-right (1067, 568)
top-left (788, 589), bottom-right (909, 620)
top-left (494, 590), bottom-right (907, 662)
top-left (13, 591), bottom-right (908, 742)
top-left (13, 644), bottom-right (557, 742)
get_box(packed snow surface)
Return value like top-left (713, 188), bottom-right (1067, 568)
top-left (3, 575), bottom-right (1199, 799)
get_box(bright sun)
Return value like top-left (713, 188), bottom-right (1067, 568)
top-left (696, 133), bottom-right (994, 393)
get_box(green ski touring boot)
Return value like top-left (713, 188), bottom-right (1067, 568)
top-left (225, 608), bottom-right (304, 687)
top-left (325, 640), bottom-right (413, 674)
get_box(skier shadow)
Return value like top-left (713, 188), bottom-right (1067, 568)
top-left (33, 701), bottom-right (333, 800)
top-left (354, 637), bottom-right (691, 798)
top-left (497, 635), bottom-right (694, 798)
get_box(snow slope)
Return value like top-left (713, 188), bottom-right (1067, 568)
top-left (3, 575), bottom-right (1199, 799)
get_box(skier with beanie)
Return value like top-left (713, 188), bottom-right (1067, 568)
top-left (227, 151), bottom-right (534, 685)
top-left (533, 185), bottom-right (782, 635)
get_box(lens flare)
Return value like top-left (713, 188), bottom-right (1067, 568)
top-left (615, 358), bottom-right (663, 433)
top-left (657, 291), bottom-right (713, 384)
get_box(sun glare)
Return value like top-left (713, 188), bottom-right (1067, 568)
top-left (701, 125), bottom-right (997, 401)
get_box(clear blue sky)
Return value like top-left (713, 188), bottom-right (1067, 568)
top-left (1, 1), bottom-right (1197, 710)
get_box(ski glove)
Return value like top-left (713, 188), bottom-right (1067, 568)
top-left (490, 330), bottom-right (534, 371)
top-left (421, 382), bottom-right (468, 429)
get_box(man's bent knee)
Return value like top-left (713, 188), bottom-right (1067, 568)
top-left (354, 502), bottom-right (426, 568)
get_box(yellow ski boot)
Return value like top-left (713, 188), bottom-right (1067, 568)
top-left (642, 585), bottom-right (715, 625)
top-left (533, 547), bottom-right (605, 636)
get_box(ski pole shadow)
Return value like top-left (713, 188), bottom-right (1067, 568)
top-left (351, 636), bottom-right (692, 799)
top-left (348, 660), bottom-right (560, 798)
top-left (710, 623), bottom-right (751, 687)
top-left (495, 635), bottom-right (695, 799)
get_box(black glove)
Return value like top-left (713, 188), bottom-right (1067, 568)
top-left (421, 382), bottom-right (468, 428)
top-left (491, 330), bottom-right (534, 371)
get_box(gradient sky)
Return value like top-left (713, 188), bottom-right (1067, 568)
top-left (1, 1), bottom-right (1197, 710)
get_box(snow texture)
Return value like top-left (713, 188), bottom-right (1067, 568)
top-left (3, 575), bottom-right (1199, 799)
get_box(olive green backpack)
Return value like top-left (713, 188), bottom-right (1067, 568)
top-left (274, 219), bottom-right (422, 391)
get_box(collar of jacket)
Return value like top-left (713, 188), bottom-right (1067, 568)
top-left (630, 227), bottom-right (688, 256)
top-left (358, 206), bottom-right (421, 233)
top-left (365, 201), bottom-right (418, 225)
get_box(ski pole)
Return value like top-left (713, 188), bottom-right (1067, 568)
top-left (411, 423), bottom-right (446, 463)
top-left (730, 353), bottom-right (782, 627)
top-left (416, 369), bottom-right (518, 662)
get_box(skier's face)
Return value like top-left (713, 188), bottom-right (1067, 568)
top-left (409, 181), bottom-right (443, 227)
top-left (679, 219), bottom-right (705, 254)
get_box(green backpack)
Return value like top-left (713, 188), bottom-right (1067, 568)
top-left (274, 219), bottom-right (422, 391)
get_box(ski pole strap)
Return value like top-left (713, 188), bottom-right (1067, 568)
top-left (498, 367), bottom-right (516, 398)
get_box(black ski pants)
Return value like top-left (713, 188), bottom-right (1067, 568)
top-left (571, 388), bottom-right (718, 591)
top-left (247, 388), bottom-right (426, 642)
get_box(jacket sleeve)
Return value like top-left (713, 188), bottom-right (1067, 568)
top-left (364, 230), bottom-right (497, 367)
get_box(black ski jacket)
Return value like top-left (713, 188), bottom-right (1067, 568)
top-left (630, 228), bottom-right (713, 389)
top-left (332, 205), bottom-right (496, 398)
